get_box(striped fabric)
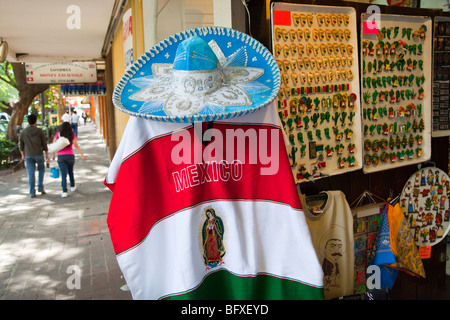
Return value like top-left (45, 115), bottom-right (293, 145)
top-left (105, 105), bottom-right (324, 300)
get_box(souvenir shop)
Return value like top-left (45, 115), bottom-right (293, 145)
top-left (263, 0), bottom-right (450, 299)
top-left (106, 0), bottom-right (449, 301)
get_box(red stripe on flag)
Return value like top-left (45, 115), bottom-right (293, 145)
top-left (106, 124), bottom-right (302, 255)
top-left (273, 10), bottom-right (291, 26)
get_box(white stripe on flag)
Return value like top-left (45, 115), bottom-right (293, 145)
top-left (105, 102), bottom-right (284, 185)
top-left (117, 200), bottom-right (323, 300)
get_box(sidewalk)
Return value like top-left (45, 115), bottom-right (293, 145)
top-left (0, 123), bottom-right (132, 300)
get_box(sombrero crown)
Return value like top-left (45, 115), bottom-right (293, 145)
top-left (113, 27), bottom-right (281, 122)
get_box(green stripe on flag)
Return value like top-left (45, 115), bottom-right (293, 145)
top-left (162, 270), bottom-right (324, 300)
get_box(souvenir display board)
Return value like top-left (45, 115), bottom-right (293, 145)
top-left (361, 14), bottom-right (432, 173)
top-left (400, 167), bottom-right (450, 247)
top-left (271, 3), bottom-right (362, 182)
top-left (432, 17), bottom-right (450, 137)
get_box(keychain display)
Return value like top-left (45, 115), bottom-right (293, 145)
top-left (399, 167), bottom-right (450, 247)
top-left (361, 14), bottom-right (432, 173)
top-left (272, 3), bottom-right (362, 182)
top-left (432, 17), bottom-right (450, 137)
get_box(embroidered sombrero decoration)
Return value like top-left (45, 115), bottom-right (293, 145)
top-left (113, 27), bottom-right (281, 122)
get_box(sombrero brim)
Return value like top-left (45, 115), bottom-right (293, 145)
top-left (113, 27), bottom-right (281, 122)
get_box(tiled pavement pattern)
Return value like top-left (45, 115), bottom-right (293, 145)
top-left (0, 123), bottom-right (132, 300)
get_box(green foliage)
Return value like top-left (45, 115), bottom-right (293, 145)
top-left (0, 134), bottom-right (16, 168)
top-left (38, 124), bottom-right (58, 142)
top-left (45, 85), bottom-right (62, 108)
top-left (30, 104), bottom-right (39, 117)
top-left (0, 61), bottom-right (19, 110)
top-left (31, 85), bottom-right (62, 121)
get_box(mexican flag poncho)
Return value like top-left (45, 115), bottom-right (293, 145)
top-left (104, 105), bottom-right (324, 300)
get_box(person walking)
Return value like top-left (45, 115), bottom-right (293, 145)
top-left (70, 110), bottom-right (80, 136)
top-left (82, 111), bottom-right (87, 125)
top-left (52, 122), bottom-right (87, 198)
top-left (19, 114), bottom-right (50, 198)
top-left (61, 110), bottom-right (71, 123)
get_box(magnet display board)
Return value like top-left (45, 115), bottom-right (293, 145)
top-left (360, 14), bottom-right (432, 173)
top-left (271, 3), bottom-right (362, 183)
top-left (400, 167), bottom-right (450, 247)
top-left (432, 16), bottom-right (450, 137)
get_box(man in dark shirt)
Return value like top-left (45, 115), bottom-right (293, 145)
top-left (19, 114), bottom-right (49, 198)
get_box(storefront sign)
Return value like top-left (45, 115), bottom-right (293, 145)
top-left (25, 62), bottom-right (97, 84)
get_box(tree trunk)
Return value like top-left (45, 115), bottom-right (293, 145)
top-left (6, 63), bottom-right (48, 142)
top-left (58, 92), bottom-right (66, 120)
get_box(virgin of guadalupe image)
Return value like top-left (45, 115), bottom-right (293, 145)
top-left (202, 208), bottom-right (225, 269)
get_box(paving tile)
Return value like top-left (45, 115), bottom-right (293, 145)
top-left (0, 124), bottom-right (132, 300)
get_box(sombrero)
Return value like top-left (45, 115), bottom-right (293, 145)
top-left (113, 27), bottom-right (281, 122)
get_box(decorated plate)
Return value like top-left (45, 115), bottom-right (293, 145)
top-left (400, 167), bottom-right (450, 246)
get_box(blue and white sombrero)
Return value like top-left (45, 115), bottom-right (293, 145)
top-left (113, 27), bottom-right (281, 122)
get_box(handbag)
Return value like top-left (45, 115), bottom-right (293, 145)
top-left (50, 166), bottom-right (60, 179)
top-left (48, 136), bottom-right (70, 153)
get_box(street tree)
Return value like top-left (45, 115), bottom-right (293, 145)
top-left (0, 62), bottom-right (18, 111)
top-left (0, 61), bottom-right (48, 142)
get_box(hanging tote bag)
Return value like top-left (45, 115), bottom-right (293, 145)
top-left (48, 136), bottom-right (70, 153)
top-left (50, 166), bottom-right (60, 179)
